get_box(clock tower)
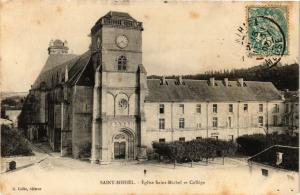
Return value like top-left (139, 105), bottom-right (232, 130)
top-left (90, 11), bottom-right (148, 163)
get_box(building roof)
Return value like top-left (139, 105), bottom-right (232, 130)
top-left (91, 11), bottom-right (142, 34)
top-left (33, 52), bottom-right (283, 103)
top-left (282, 90), bottom-right (299, 102)
top-left (145, 79), bottom-right (283, 102)
top-left (102, 11), bottom-right (137, 22)
top-left (248, 145), bottom-right (298, 172)
top-left (41, 54), bottom-right (78, 73)
top-left (66, 51), bottom-right (92, 86)
top-left (32, 51), bottom-right (91, 89)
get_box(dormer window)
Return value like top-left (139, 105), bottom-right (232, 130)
top-left (118, 56), bottom-right (127, 71)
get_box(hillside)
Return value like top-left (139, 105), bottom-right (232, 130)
top-left (1, 92), bottom-right (28, 100)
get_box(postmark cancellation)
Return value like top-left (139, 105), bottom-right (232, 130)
top-left (245, 5), bottom-right (289, 67)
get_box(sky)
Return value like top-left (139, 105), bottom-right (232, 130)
top-left (1, 1), bottom-right (299, 92)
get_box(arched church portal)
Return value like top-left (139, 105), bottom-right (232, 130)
top-left (113, 129), bottom-right (135, 160)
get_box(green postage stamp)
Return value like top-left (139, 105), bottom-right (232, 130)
top-left (247, 6), bottom-right (288, 58)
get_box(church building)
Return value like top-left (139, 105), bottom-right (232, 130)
top-left (20, 11), bottom-right (287, 164)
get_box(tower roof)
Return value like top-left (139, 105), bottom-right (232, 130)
top-left (91, 11), bottom-right (143, 34)
top-left (102, 11), bottom-right (137, 21)
top-left (48, 39), bottom-right (69, 55)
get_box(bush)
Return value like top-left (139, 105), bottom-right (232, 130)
top-left (236, 134), bottom-right (267, 155)
top-left (237, 133), bottom-right (299, 156)
top-left (152, 139), bottom-right (237, 163)
top-left (146, 147), bottom-right (157, 160)
top-left (1, 125), bottom-right (33, 156)
top-left (9, 161), bottom-right (16, 170)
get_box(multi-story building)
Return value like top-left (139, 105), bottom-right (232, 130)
top-left (20, 11), bottom-right (291, 163)
top-left (282, 90), bottom-right (299, 135)
top-left (144, 77), bottom-right (286, 146)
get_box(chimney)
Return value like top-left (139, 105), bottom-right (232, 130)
top-left (49, 39), bottom-right (54, 46)
top-left (178, 76), bottom-right (184, 85)
top-left (209, 77), bottom-right (215, 86)
top-left (281, 93), bottom-right (285, 100)
top-left (276, 152), bottom-right (283, 165)
top-left (238, 78), bottom-right (244, 87)
top-left (224, 78), bottom-right (229, 86)
top-left (160, 76), bottom-right (167, 85)
top-left (64, 40), bottom-right (68, 47)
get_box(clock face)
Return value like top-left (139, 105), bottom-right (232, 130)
top-left (118, 98), bottom-right (128, 110)
top-left (116, 35), bottom-right (128, 49)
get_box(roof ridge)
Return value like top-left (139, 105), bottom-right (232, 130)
top-left (146, 79), bottom-right (282, 102)
top-left (73, 54), bottom-right (92, 85)
top-left (146, 78), bottom-right (276, 83)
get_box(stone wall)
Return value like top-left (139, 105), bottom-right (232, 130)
top-left (72, 86), bottom-right (93, 158)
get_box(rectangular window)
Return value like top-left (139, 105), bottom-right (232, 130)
top-left (159, 104), bottom-right (164, 114)
top-left (228, 116), bottom-right (232, 128)
top-left (244, 104), bottom-right (248, 111)
top-left (229, 104), bottom-right (233, 113)
top-left (196, 104), bottom-right (201, 113)
top-left (179, 118), bottom-right (185, 128)
top-left (258, 116), bottom-right (264, 126)
top-left (213, 117), bottom-right (218, 128)
top-left (196, 137), bottom-right (202, 140)
top-left (274, 104), bottom-right (279, 113)
top-left (159, 138), bottom-right (165, 143)
top-left (261, 169), bottom-right (268, 177)
top-left (213, 104), bottom-right (218, 113)
top-left (285, 116), bottom-right (289, 125)
top-left (259, 104), bottom-right (263, 112)
top-left (273, 115), bottom-right (278, 126)
top-left (285, 104), bottom-right (289, 113)
top-left (159, 118), bottom-right (165, 129)
top-left (179, 104), bottom-right (184, 114)
top-left (179, 137), bottom-right (185, 142)
top-left (197, 123), bottom-right (202, 129)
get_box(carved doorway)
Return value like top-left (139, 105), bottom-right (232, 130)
top-left (113, 129), bottom-right (134, 160)
top-left (114, 142), bottom-right (126, 159)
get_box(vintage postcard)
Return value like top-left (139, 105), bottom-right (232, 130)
top-left (0, 1), bottom-right (299, 194)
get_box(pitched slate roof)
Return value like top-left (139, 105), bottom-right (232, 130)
top-left (41, 54), bottom-right (78, 73)
top-left (32, 51), bottom-right (91, 89)
top-left (66, 51), bottom-right (92, 86)
top-left (145, 79), bottom-right (283, 102)
top-left (282, 90), bottom-right (299, 102)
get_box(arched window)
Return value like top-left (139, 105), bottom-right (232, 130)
top-left (118, 56), bottom-right (127, 71)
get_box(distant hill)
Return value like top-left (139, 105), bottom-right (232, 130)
top-left (148, 63), bottom-right (299, 91)
top-left (1, 92), bottom-right (28, 100)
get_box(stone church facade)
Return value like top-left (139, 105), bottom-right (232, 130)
top-left (20, 11), bottom-right (289, 163)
